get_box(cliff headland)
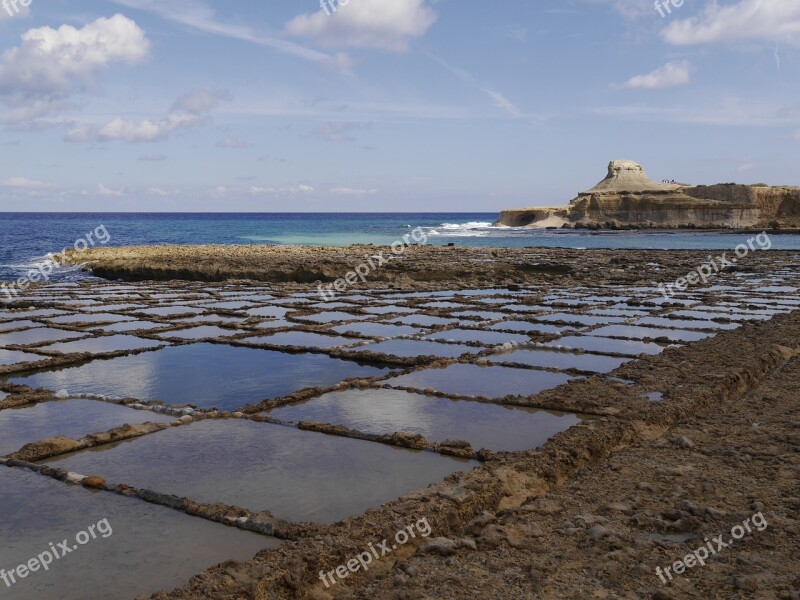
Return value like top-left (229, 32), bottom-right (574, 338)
top-left (497, 160), bottom-right (800, 230)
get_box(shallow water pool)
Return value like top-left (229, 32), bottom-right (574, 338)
top-left (10, 343), bottom-right (388, 410)
top-left (266, 388), bottom-right (587, 452)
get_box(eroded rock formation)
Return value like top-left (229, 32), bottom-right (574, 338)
top-left (497, 160), bottom-right (800, 229)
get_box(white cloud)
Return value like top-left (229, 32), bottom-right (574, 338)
top-left (250, 184), bottom-right (314, 194)
top-left (0, 15), bottom-right (149, 94)
top-left (96, 183), bottom-right (129, 197)
top-left (65, 113), bottom-right (205, 143)
top-left (663, 0), bottom-right (800, 45)
top-left (171, 87), bottom-right (232, 114)
top-left (620, 60), bottom-right (692, 89)
top-left (285, 0), bottom-right (437, 52)
top-left (0, 15), bottom-right (149, 126)
top-left (138, 154), bottom-right (167, 161)
top-left (146, 187), bottom-right (176, 196)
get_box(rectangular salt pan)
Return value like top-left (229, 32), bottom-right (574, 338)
top-left (547, 336), bottom-right (670, 357)
top-left (484, 349), bottom-right (630, 373)
top-left (43, 420), bottom-right (474, 524)
top-left (0, 467), bottom-right (276, 600)
top-left (37, 335), bottom-right (165, 355)
top-left (383, 363), bottom-right (573, 399)
top-left (267, 388), bottom-right (589, 452)
top-left (10, 343), bottom-right (388, 411)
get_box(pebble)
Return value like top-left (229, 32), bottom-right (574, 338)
top-left (675, 436), bottom-right (694, 449)
top-left (65, 472), bottom-right (85, 484)
top-left (418, 537), bottom-right (474, 556)
top-left (178, 415), bottom-right (193, 424)
top-left (82, 476), bottom-right (106, 489)
top-left (732, 576), bottom-right (758, 592)
top-left (588, 525), bottom-right (614, 541)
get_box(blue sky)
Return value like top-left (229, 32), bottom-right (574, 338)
top-left (0, 0), bottom-right (799, 212)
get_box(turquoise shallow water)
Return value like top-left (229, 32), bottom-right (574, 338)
top-left (2, 212), bottom-right (800, 283)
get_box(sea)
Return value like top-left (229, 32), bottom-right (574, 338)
top-left (2, 212), bottom-right (800, 283)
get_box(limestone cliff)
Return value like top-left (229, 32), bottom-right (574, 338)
top-left (497, 161), bottom-right (800, 229)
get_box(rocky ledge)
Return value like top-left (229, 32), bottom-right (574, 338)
top-left (63, 245), bottom-right (794, 286)
top-left (497, 160), bottom-right (800, 230)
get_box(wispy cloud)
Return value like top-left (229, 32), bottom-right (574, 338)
top-left (250, 184), bottom-right (314, 195)
top-left (65, 87), bottom-right (229, 144)
top-left (66, 113), bottom-right (205, 143)
top-left (111, 0), bottom-right (353, 69)
top-left (592, 99), bottom-right (800, 126)
top-left (171, 88), bottom-right (232, 114)
top-left (329, 187), bottom-right (379, 195)
top-left (316, 121), bottom-right (370, 142)
top-left (2, 177), bottom-right (50, 188)
top-left (426, 53), bottom-right (526, 118)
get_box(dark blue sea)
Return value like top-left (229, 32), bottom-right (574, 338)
top-left (2, 212), bottom-right (800, 283)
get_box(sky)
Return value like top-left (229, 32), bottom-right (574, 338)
top-left (0, 0), bottom-right (799, 212)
